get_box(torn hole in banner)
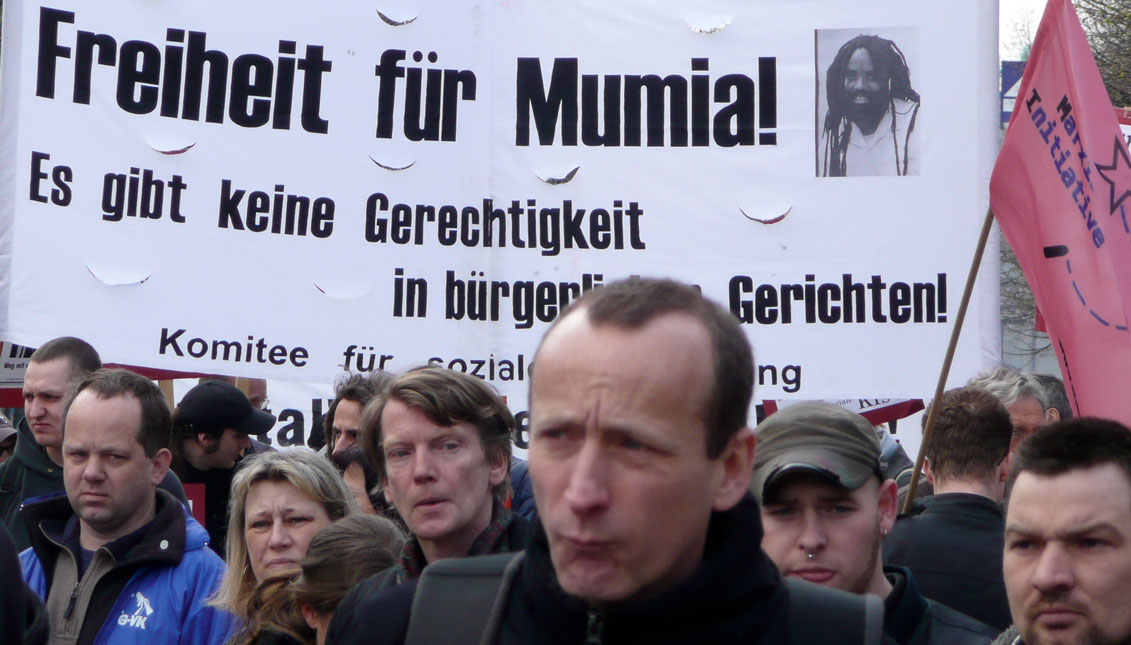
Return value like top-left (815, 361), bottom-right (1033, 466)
top-left (369, 156), bottom-right (416, 171)
top-left (739, 206), bottom-right (792, 225)
top-left (86, 265), bottom-right (152, 286)
top-left (684, 12), bottom-right (733, 34)
top-left (376, 7), bottom-right (418, 26)
top-left (533, 163), bottom-right (580, 185)
top-left (313, 281), bottom-right (372, 300)
top-left (145, 137), bottom-right (196, 156)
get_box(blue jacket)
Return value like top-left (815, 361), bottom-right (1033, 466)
top-left (19, 490), bottom-right (234, 645)
top-left (510, 457), bottom-right (536, 520)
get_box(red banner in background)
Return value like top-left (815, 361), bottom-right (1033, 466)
top-left (183, 484), bottom-right (207, 527)
top-left (762, 399), bottom-right (924, 426)
top-left (990, 0), bottom-right (1131, 423)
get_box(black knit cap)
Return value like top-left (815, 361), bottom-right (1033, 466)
top-left (175, 379), bottom-right (275, 436)
top-left (751, 402), bottom-right (883, 502)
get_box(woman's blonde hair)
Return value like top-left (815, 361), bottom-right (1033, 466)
top-left (210, 450), bottom-right (359, 621)
top-left (292, 514), bottom-right (405, 616)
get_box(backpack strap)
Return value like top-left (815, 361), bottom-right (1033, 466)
top-left (786, 578), bottom-right (885, 644)
top-left (863, 593), bottom-right (884, 644)
top-left (406, 554), bottom-right (884, 645)
top-left (405, 552), bottom-right (524, 645)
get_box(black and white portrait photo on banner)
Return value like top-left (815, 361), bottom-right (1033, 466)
top-left (816, 27), bottom-right (921, 177)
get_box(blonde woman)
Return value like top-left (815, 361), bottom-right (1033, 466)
top-left (227, 514), bottom-right (404, 645)
top-left (211, 450), bottom-right (358, 627)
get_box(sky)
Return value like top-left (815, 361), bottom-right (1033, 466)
top-left (1000, 0), bottom-right (1049, 60)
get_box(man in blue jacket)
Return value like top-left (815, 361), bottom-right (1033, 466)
top-left (19, 369), bottom-right (233, 645)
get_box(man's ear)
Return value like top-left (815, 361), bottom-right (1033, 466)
top-left (487, 447), bottom-right (509, 488)
top-left (1045, 407), bottom-right (1060, 423)
top-left (712, 428), bottom-right (756, 512)
top-left (150, 448), bottom-right (172, 486)
top-left (196, 432), bottom-right (215, 448)
top-left (300, 602), bottom-right (320, 631)
top-left (878, 479), bottom-right (898, 534)
top-left (922, 458), bottom-right (935, 486)
top-left (998, 451), bottom-right (1012, 485)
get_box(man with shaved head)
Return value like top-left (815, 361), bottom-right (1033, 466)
top-left (997, 419), bottom-right (1131, 645)
top-left (1, 337), bottom-right (185, 550)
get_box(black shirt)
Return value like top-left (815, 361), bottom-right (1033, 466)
top-left (179, 463), bottom-right (236, 558)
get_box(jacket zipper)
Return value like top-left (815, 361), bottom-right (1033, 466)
top-left (63, 581), bottom-right (79, 619)
top-left (585, 609), bottom-right (604, 645)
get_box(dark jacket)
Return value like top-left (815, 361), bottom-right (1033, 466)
top-left (178, 461), bottom-right (236, 558)
top-left (884, 493), bottom-right (1011, 631)
top-left (509, 457), bottom-right (536, 520)
top-left (331, 495), bottom-right (792, 645)
top-left (0, 522), bottom-right (47, 645)
top-left (19, 489), bottom-right (233, 645)
top-left (0, 418), bottom-right (188, 550)
top-left (494, 496), bottom-right (790, 644)
top-left (372, 502), bottom-right (527, 587)
top-left (883, 566), bottom-right (997, 645)
top-left (328, 505), bottom-right (530, 645)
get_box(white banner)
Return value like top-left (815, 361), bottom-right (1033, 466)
top-left (0, 0), bottom-right (1000, 410)
top-left (0, 342), bottom-right (33, 390)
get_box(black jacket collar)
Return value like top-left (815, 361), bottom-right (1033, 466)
top-left (25, 488), bottom-right (187, 574)
top-left (507, 494), bottom-right (789, 643)
top-left (883, 565), bottom-right (929, 642)
top-left (912, 492), bottom-right (1004, 520)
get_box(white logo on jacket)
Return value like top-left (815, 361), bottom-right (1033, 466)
top-left (116, 591), bottom-right (154, 629)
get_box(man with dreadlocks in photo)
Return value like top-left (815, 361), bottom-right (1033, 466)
top-left (821, 34), bottom-right (921, 177)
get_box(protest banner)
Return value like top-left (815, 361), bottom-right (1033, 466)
top-left (0, 342), bottom-right (33, 407)
top-left (990, 0), bottom-right (1131, 424)
top-left (0, 0), bottom-right (1000, 412)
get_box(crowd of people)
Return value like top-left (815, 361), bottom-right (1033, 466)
top-left (1, 277), bottom-right (1129, 644)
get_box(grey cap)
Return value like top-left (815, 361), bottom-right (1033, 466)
top-left (752, 402), bottom-right (882, 502)
top-left (0, 413), bottom-right (16, 443)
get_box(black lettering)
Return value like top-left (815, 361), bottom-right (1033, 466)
top-left (36, 8), bottom-right (75, 99)
top-left (117, 40), bottom-right (161, 114)
top-left (217, 179), bottom-right (246, 229)
top-left (516, 57), bottom-right (577, 146)
top-left (728, 275), bottom-right (753, 323)
top-left (229, 54), bottom-right (274, 127)
top-left (297, 45), bottom-right (331, 134)
top-left (51, 165), bottom-right (73, 206)
top-left (624, 74), bottom-right (687, 147)
top-left (158, 327), bottom-right (185, 356)
top-left (29, 151), bottom-right (50, 203)
top-left (182, 31), bottom-right (228, 123)
top-left (889, 282), bottom-right (911, 323)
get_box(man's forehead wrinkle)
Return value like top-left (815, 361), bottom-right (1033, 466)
top-left (1009, 468), bottom-right (1131, 537)
top-left (1009, 503), bottom-right (1128, 535)
top-left (1005, 516), bottom-right (1123, 542)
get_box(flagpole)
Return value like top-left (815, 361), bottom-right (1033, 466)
top-left (902, 206), bottom-right (996, 514)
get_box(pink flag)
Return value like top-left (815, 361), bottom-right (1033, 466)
top-left (990, 0), bottom-right (1131, 423)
